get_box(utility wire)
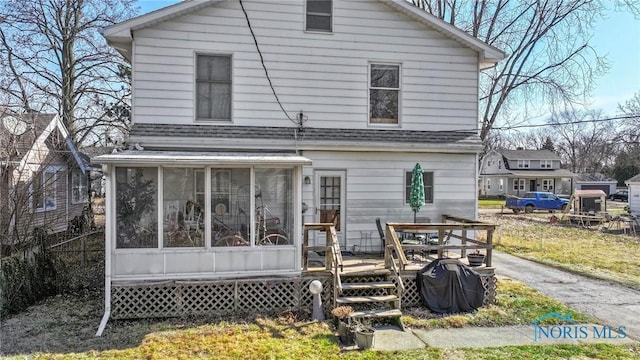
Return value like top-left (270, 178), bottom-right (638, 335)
top-left (492, 115), bottom-right (637, 131)
top-left (239, 0), bottom-right (298, 125)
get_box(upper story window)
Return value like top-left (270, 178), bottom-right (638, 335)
top-left (517, 160), bottom-right (530, 168)
top-left (32, 167), bottom-right (58, 211)
top-left (71, 171), bottom-right (88, 204)
top-left (369, 63), bottom-right (400, 125)
top-left (404, 170), bottom-right (434, 204)
top-left (306, 0), bottom-right (332, 32)
top-left (541, 160), bottom-right (552, 168)
top-left (196, 54), bottom-right (231, 121)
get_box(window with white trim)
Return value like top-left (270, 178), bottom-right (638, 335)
top-left (196, 54), bottom-right (231, 121)
top-left (305, 0), bottom-right (332, 32)
top-left (486, 179), bottom-right (491, 190)
top-left (513, 179), bottom-right (525, 191)
top-left (517, 160), bottom-right (530, 168)
top-left (71, 171), bottom-right (88, 204)
top-left (32, 167), bottom-right (58, 211)
top-left (404, 171), bottom-right (434, 204)
top-left (499, 179), bottom-right (504, 191)
top-left (541, 160), bottom-right (552, 169)
top-left (542, 179), bottom-right (554, 191)
top-left (370, 63), bottom-right (400, 124)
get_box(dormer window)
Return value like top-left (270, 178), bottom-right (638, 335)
top-left (517, 160), bottom-right (530, 169)
top-left (541, 160), bottom-right (552, 169)
top-left (306, 0), bottom-right (332, 32)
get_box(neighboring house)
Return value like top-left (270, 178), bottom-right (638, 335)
top-left (626, 173), bottom-right (640, 215)
top-left (575, 172), bottom-right (617, 195)
top-left (480, 149), bottom-right (575, 197)
top-left (95, 0), bottom-right (504, 331)
top-left (0, 113), bottom-right (91, 251)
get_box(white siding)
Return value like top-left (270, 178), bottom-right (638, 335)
top-left (301, 151), bottom-right (477, 251)
top-left (132, 0), bottom-right (479, 131)
top-left (629, 183), bottom-right (640, 215)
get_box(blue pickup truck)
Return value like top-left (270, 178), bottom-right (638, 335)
top-left (505, 192), bottom-right (569, 213)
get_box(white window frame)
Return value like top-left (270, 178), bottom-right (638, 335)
top-left (486, 179), bottom-right (491, 190)
top-left (542, 179), bottom-right (554, 191)
top-left (305, 0), bottom-right (333, 33)
top-left (369, 62), bottom-right (401, 126)
top-left (31, 166), bottom-right (60, 212)
top-left (517, 160), bottom-right (530, 169)
top-left (499, 179), bottom-right (504, 191)
top-left (195, 53), bottom-right (232, 122)
top-left (541, 160), bottom-right (552, 169)
top-left (513, 179), bottom-right (525, 191)
top-left (71, 171), bottom-right (88, 204)
top-left (404, 170), bottom-right (434, 204)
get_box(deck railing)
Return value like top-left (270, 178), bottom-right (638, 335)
top-left (302, 223), bottom-right (343, 306)
top-left (384, 215), bottom-right (497, 271)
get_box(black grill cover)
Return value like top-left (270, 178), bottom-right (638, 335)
top-left (416, 259), bottom-right (484, 314)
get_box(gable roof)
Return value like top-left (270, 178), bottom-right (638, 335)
top-left (103, 0), bottom-right (504, 67)
top-left (627, 173), bottom-right (640, 183)
top-left (0, 113), bottom-right (90, 173)
top-left (500, 149), bottom-right (560, 161)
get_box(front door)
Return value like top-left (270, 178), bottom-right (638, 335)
top-left (315, 170), bottom-right (346, 247)
top-left (529, 179), bottom-right (536, 192)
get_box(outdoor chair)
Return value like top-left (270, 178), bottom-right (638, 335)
top-left (375, 217), bottom-right (385, 256)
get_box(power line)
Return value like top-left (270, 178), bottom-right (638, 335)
top-left (239, 0), bottom-right (298, 126)
top-left (492, 115), bottom-right (637, 131)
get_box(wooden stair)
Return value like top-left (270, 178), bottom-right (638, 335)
top-left (335, 276), bottom-right (404, 330)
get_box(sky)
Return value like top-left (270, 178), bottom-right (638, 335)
top-left (136, 0), bottom-right (640, 118)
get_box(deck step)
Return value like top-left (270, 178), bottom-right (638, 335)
top-left (350, 308), bottom-right (402, 318)
top-left (341, 281), bottom-right (395, 290)
top-left (336, 294), bottom-right (398, 304)
top-left (349, 308), bottom-right (405, 331)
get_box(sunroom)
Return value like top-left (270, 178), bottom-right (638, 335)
top-left (94, 151), bottom-right (311, 281)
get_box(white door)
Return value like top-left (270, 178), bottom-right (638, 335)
top-left (315, 170), bottom-right (346, 247)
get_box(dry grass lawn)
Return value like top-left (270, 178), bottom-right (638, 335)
top-left (482, 213), bottom-right (640, 290)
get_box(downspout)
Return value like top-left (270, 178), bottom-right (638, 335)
top-left (96, 164), bottom-right (111, 336)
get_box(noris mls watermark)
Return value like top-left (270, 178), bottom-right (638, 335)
top-left (532, 312), bottom-right (627, 342)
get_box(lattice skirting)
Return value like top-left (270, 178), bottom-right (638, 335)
top-left (110, 269), bottom-right (496, 319)
top-left (399, 268), bottom-right (497, 309)
top-left (111, 276), bottom-right (332, 319)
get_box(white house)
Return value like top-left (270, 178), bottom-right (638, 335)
top-left (94, 0), bottom-right (503, 332)
top-left (480, 149), bottom-right (575, 197)
top-left (626, 173), bottom-right (640, 215)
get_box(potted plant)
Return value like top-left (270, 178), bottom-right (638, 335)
top-left (353, 320), bottom-right (375, 350)
top-left (467, 249), bottom-right (485, 267)
top-left (331, 306), bottom-right (354, 345)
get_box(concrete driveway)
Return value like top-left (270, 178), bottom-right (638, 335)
top-left (492, 251), bottom-right (640, 341)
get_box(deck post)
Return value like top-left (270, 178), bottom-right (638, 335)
top-left (486, 229), bottom-right (494, 267)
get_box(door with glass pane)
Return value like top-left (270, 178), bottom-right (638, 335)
top-left (315, 171), bottom-right (346, 246)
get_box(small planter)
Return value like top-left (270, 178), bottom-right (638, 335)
top-left (354, 327), bottom-right (375, 350)
top-left (467, 253), bottom-right (485, 267)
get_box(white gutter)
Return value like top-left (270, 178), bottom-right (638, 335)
top-left (96, 164), bottom-right (112, 337)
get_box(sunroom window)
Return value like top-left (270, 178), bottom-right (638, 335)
top-left (115, 167), bottom-right (158, 248)
top-left (211, 168), bottom-right (250, 247)
top-left (254, 168), bottom-right (292, 246)
top-left (163, 168), bottom-right (205, 248)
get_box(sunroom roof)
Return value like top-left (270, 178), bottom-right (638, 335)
top-left (92, 150), bottom-right (312, 166)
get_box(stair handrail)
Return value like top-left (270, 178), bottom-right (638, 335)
top-left (387, 247), bottom-right (404, 301)
top-left (384, 224), bottom-right (408, 271)
top-left (329, 242), bottom-right (343, 306)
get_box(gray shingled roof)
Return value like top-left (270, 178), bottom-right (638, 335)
top-left (627, 173), bottom-right (640, 183)
top-left (576, 172), bottom-right (616, 182)
top-left (500, 149), bottom-right (560, 160)
top-left (130, 124), bottom-right (481, 144)
top-left (1, 113), bottom-right (56, 161)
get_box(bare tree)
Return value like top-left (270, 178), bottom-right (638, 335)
top-left (0, 0), bottom-right (135, 144)
top-left (548, 109), bottom-right (617, 173)
top-left (411, 0), bottom-right (608, 140)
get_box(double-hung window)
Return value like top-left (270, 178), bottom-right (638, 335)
top-left (513, 179), bottom-right (525, 191)
top-left (540, 160), bottom-right (552, 169)
top-left (71, 171), bottom-right (88, 204)
top-left (517, 160), bottom-right (530, 169)
top-left (196, 55), bottom-right (231, 121)
top-left (32, 167), bottom-right (58, 211)
top-left (542, 179), bottom-right (554, 191)
top-left (369, 63), bottom-right (400, 124)
top-left (405, 171), bottom-right (434, 204)
top-left (305, 0), bottom-right (332, 32)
